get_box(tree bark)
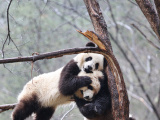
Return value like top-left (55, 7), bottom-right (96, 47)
top-left (154, 0), bottom-right (160, 19)
top-left (83, 1), bottom-right (129, 120)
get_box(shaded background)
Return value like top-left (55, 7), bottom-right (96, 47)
top-left (0, 0), bottom-right (160, 120)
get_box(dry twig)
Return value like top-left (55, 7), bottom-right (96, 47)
top-left (132, 24), bottom-right (160, 50)
top-left (2, 0), bottom-right (22, 58)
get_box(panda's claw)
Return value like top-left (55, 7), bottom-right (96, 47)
top-left (94, 106), bottom-right (98, 112)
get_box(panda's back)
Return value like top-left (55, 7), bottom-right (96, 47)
top-left (18, 67), bottom-right (71, 107)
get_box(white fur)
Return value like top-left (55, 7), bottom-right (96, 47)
top-left (18, 67), bottom-right (71, 108)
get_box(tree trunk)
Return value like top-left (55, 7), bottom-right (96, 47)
top-left (83, 0), bottom-right (129, 120)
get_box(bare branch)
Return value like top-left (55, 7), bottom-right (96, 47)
top-left (128, 91), bottom-right (153, 112)
top-left (0, 103), bottom-right (17, 113)
top-left (128, 0), bottom-right (138, 6)
top-left (52, 1), bottom-right (90, 22)
top-left (105, 0), bottom-right (119, 39)
top-left (116, 22), bottom-right (147, 72)
top-left (0, 47), bottom-right (109, 64)
top-left (132, 24), bottom-right (160, 50)
top-left (2, 0), bottom-right (22, 58)
top-left (129, 17), bottom-right (158, 41)
top-left (51, 7), bottom-right (80, 30)
top-left (2, 0), bottom-right (12, 57)
top-left (84, 0), bottom-right (112, 51)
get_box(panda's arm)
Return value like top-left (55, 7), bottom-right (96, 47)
top-left (59, 60), bottom-right (92, 96)
top-left (92, 85), bottom-right (111, 115)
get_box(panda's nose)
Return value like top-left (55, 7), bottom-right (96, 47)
top-left (84, 96), bottom-right (89, 100)
top-left (88, 66), bottom-right (92, 71)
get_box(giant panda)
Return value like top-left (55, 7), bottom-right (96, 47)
top-left (12, 43), bottom-right (107, 120)
top-left (73, 67), bottom-right (111, 119)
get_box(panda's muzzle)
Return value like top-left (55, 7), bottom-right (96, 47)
top-left (84, 96), bottom-right (93, 101)
top-left (84, 66), bottom-right (93, 73)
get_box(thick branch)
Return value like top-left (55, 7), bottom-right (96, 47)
top-left (0, 47), bottom-right (111, 64)
top-left (83, 0), bottom-right (112, 51)
top-left (135, 0), bottom-right (160, 40)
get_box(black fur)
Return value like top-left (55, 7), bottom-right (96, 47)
top-left (86, 42), bottom-right (96, 47)
top-left (95, 63), bottom-right (99, 70)
top-left (129, 117), bottom-right (136, 120)
top-left (34, 107), bottom-right (54, 120)
top-left (12, 94), bottom-right (54, 120)
top-left (59, 60), bottom-right (92, 96)
top-left (103, 58), bottom-right (107, 69)
top-left (74, 73), bottom-right (111, 119)
top-left (85, 57), bottom-right (92, 61)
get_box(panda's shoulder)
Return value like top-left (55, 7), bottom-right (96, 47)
top-left (62, 59), bottom-right (81, 76)
top-left (28, 67), bottom-right (63, 83)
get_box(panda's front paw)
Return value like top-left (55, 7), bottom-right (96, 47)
top-left (82, 76), bottom-right (92, 86)
top-left (77, 76), bottom-right (92, 87)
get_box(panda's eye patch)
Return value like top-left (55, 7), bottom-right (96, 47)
top-left (80, 90), bottom-right (83, 94)
top-left (85, 57), bottom-right (92, 61)
top-left (88, 85), bottom-right (93, 90)
top-left (95, 63), bottom-right (99, 69)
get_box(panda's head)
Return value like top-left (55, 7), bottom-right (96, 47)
top-left (76, 70), bottom-right (103, 101)
top-left (82, 54), bottom-right (104, 73)
top-left (75, 85), bottom-right (96, 101)
top-left (74, 42), bottom-right (107, 73)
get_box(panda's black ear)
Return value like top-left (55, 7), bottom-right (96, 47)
top-left (86, 42), bottom-right (96, 47)
top-left (103, 57), bottom-right (108, 68)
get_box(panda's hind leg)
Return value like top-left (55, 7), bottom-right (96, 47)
top-left (12, 95), bottom-right (39, 120)
top-left (12, 100), bottom-right (39, 120)
top-left (34, 107), bottom-right (54, 120)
